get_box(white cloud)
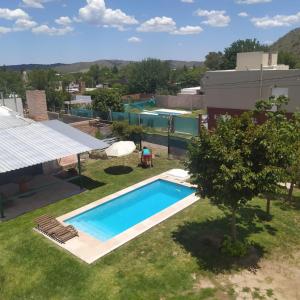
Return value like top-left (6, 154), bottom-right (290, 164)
top-left (78, 0), bottom-right (138, 30)
top-left (128, 36), bottom-right (141, 43)
top-left (0, 26), bottom-right (12, 35)
top-left (22, 0), bottom-right (45, 9)
top-left (181, 0), bottom-right (194, 3)
top-left (14, 18), bottom-right (37, 31)
top-left (195, 9), bottom-right (231, 27)
top-left (0, 8), bottom-right (29, 20)
top-left (55, 16), bottom-right (72, 26)
top-left (172, 25), bottom-right (203, 35)
top-left (32, 25), bottom-right (73, 36)
top-left (137, 16), bottom-right (176, 32)
top-left (251, 12), bottom-right (300, 28)
top-left (238, 12), bottom-right (249, 17)
top-left (236, 0), bottom-right (272, 4)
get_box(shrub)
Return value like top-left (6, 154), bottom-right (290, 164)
top-left (221, 235), bottom-right (251, 257)
top-left (112, 122), bottom-right (143, 143)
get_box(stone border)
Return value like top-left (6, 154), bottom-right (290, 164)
top-left (36, 171), bottom-right (199, 264)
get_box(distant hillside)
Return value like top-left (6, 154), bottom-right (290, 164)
top-left (271, 27), bottom-right (300, 57)
top-left (4, 63), bottom-right (66, 72)
top-left (5, 59), bottom-right (203, 73)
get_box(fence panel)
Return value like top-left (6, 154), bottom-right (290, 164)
top-left (173, 116), bottom-right (198, 136)
top-left (140, 114), bottom-right (169, 130)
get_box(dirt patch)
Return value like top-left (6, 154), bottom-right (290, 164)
top-left (220, 252), bottom-right (300, 299)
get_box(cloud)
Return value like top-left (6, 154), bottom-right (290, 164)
top-left (137, 16), bottom-right (176, 32)
top-left (172, 25), bottom-right (203, 35)
top-left (128, 36), bottom-right (141, 43)
top-left (78, 0), bottom-right (138, 30)
top-left (32, 25), bottom-right (73, 35)
top-left (195, 9), bottom-right (231, 27)
top-left (55, 16), bottom-right (72, 26)
top-left (0, 26), bottom-right (12, 35)
top-left (181, 0), bottom-right (194, 3)
top-left (0, 8), bottom-right (29, 20)
top-left (238, 12), bottom-right (249, 17)
top-left (22, 0), bottom-right (45, 9)
top-left (14, 18), bottom-right (38, 31)
top-left (236, 0), bottom-right (271, 4)
top-left (251, 12), bottom-right (300, 28)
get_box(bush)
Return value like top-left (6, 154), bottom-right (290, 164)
top-left (221, 235), bottom-right (251, 257)
top-left (112, 121), bottom-right (143, 143)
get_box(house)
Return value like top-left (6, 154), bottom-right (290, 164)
top-left (202, 52), bottom-right (300, 129)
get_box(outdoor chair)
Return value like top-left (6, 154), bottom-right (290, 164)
top-left (35, 215), bottom-right (78, 243)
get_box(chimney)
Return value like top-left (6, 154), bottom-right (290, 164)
top-left (26, 90), bottom-right (49, 121)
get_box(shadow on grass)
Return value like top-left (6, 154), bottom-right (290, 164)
top-left (104, 166), bottom-right (133, 175)
top-left (71, 176), bottom-right (106, 190)
top-left (172, 206), bottom-right (275, 273)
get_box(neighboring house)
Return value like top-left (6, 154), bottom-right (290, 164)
top-left (202, 52), bottom-right (300, 129)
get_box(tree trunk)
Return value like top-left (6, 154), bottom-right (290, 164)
top-left (231, 209), bottom-right (237, 242)
top-left (287, 181), bottom-right (295, 204)
top-left (266, 196), bottom-right (271, 215)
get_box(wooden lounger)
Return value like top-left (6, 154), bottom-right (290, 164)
top-left (53, 227), bottom-right (78, 243)
top-left (35, 215), bottom-right (78, 244)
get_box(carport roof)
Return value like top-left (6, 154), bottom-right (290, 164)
top-left (0, 119), bottom-right (108, 174)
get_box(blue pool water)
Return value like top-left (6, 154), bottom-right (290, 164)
top-left (66, 179), bottom-right (195, 242)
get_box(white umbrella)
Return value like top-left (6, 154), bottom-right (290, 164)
top-left (105, 141), bottom-right (136, 157)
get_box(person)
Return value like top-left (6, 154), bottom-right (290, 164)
top-left (141, 146), bottom-right (153, 167)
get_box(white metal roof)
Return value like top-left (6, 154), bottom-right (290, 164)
top-left (0, 106), bottom-right (33, 129)
top-left (0, 120), bottom-right (108, 174)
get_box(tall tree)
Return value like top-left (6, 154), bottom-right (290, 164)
top-left (204, 51), bottom-right (224, 70)
top-left (90, 88), bottom-right (124, 112)
top-left (278, 51), bottom-right (299, 69)
top-left (222, 39), bottom-right (269, 70)
top-left (128, 59), bottom-right (170, 94)
top-left (187, 113), bottom-right (260, 241)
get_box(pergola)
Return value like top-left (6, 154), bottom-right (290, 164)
top-left (0, 119), bottom-right (108, 218)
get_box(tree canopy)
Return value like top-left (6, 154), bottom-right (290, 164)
top-left (90, 88), bottom-right (124, 112)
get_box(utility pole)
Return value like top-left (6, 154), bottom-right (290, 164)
top-left (259, 64), bottom-right (263, 99)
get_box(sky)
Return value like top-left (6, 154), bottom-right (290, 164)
top-left (0, 0), bottom-right (299, 65)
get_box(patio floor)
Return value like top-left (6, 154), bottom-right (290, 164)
top-left (0, 175), bottom-right (81, 221)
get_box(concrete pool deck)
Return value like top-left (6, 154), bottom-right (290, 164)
top-left (35, 171), bottom-right (199, 264)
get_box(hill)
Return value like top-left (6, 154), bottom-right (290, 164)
top-left (5, 59), bottom-right (203, 73)
top-left (271, 27), bottom-right (300, 57)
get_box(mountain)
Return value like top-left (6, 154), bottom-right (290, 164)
top-left (271, 27), bottom-right (300, 57)
top-left (5, 59), bottom-right (203, 73)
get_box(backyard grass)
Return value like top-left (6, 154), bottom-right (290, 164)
top-left (0, 153), bottom-right (300, 299)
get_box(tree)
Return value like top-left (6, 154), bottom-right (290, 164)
top-left (27, 69), bottom-right (58, 90)
top-left (204, 51), bottom-right (224, 70)
top-left (128, 59), bottom-right (170, 94)
top-left (278, 51), bottom-right (299, 69)
top-left (254, 96), bottom-right (292, 214)
top-left (187, 113), bottom-right (260, 241)
top-left (90, 88), bottom-right (124, 112)
top-left (222, 39), bottom-right (269, 70)
top-left (88, 64), bottom-right (101, 86)
top-left (0, 69), bottom-right (25, 98)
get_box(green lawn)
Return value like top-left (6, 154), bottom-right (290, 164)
top-left (0, 154), bottom-right (300, 299)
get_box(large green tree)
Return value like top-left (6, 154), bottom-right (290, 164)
top-left (90, 88), bottom-right (124, 112)
top-left (187, 113), bottom-right (261, 241)
top-left (128, 59), bottom-right (170, 94)
top-left (0, 68), bottom-right (25, 98)
top-left (222, 39), bottom-right (269, 70)
top-left (204, 51), bottom-right (224, 70)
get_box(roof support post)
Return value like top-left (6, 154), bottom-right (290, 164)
top-left (77, 153), bottom-right (83, 190)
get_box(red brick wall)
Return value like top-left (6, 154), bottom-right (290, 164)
top-left (26, 90), bottom-right (48, 121)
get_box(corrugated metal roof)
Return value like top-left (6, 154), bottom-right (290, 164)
top-left (0, 120), bottom-right (108, 174)
top-left (0, 106), bottom-right (33, 129)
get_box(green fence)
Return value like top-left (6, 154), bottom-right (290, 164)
top-left (70, 108), bottom-right (199, 136)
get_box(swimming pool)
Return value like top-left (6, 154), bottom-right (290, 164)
top-left (65, 179), bottom-right (195, 242)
